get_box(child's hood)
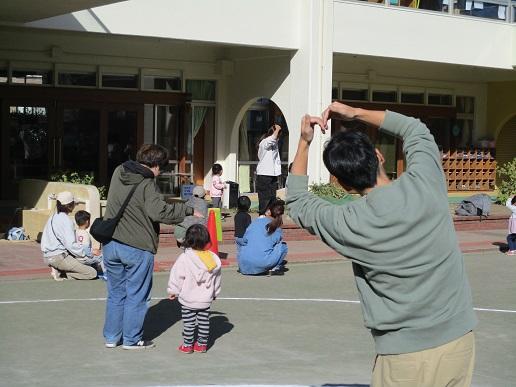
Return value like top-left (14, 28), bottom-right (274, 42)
top-left (183, 248), bottom-right (221, 286)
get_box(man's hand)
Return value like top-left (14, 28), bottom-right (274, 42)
top-left (322, 102), bottom-right (385, 128)
top-left (290, 115), bottom-right (325, 176)
top-left (300, 115), bottom-right (326, 145)
top-left (92, 248), bottom-right (101, 256)
top-left (168, 294), bottom-right (176, 300)
top-left (322, 102), bottom-right (357, 127)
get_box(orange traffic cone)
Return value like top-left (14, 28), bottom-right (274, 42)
top-left (206, 210), bottom-right (219, 255)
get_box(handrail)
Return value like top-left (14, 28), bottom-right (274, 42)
top-left (336, 0), bottom-right (515, 22)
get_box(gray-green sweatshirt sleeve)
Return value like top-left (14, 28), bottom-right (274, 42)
top-left (381, 111), bottom-right (444, 189)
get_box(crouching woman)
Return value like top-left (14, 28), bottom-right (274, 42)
top-left (237, 198), bottom-right (288, 275)
top-left (41, 191), bottom-right (97, 280)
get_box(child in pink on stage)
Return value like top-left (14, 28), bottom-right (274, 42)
top-left (167, 224), bottom-right (222, 354)
top-left (210, 163), bottom-right (224, 208)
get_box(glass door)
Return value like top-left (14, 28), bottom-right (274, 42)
top-left (2, 103), bottom-right (52, 199)
top-left (155, 104), bottom-right (188, 195)
top-left (58, 106), bottom-right (101, 179)
top-left (106, 108), bottom-right (138, 182)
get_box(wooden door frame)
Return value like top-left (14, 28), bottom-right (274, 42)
top-left (0, 85), bottom-right (190, 197)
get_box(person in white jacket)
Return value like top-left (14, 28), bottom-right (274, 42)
top-left (167, 224), bottom-right (222, 353)
top-left (40, 191), bottom-right (97, 280)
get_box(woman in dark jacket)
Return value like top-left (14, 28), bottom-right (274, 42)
top-left (103, 144), bottom-right (195, 350)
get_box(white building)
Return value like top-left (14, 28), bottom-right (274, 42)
top-left (1, 0), bottom-right (515, 200)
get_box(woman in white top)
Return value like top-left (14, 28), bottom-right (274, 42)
top-left (40, 191), bottom-right (97, 281)
top-left (256, 124), bottom-right (282, 215)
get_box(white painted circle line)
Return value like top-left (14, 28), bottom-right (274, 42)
top-left (0, 297), bottom-right (514, 314)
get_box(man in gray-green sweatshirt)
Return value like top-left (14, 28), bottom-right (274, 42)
top-left (286, 103), bottom-right (477, 387)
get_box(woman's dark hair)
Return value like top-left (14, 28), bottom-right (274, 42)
top-left (237, 196), bottom-right (251, 212)
top-left (74, 210), bottom-right (91, 227)
top-left (512, 195), bottom-right (516, 205)
top-left (136, 144), bottom-right (169, 168)
top-left (212, 163), bottom-right (223, 175)
top-left (265, 198), bottom-right (285, 235)
top-left (183, 224), bottom-right (211, 250)
top-left (56, 201), bottom-right (75, 214)
top-left (256, 126), bottom-right (276, 150)
top-left (323, 130), bottom-right (378, 192)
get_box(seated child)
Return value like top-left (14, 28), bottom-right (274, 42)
top-left (74, 210), bottom-right (106, 280)
top-left (174, 186), bottom-right (209, 245)
top-left (234, 196), bottom-right (252, 249)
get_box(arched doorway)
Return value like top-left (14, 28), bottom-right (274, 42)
top-left (495, 115), bottom-right (516, 174)
top-left (237, 98), bottom-right (288, 193)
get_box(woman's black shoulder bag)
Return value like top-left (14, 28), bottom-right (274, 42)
top-left (90, 181), bottom-right (143, 244)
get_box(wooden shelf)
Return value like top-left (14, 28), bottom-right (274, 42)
top-left (442, 149), bottom-right (496, 191)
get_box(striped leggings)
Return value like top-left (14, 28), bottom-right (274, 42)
top-left (181, 305), bottom-right (210, 345)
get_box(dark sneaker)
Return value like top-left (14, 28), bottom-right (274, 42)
top-left (268, 269), bottom-right (285, 276)
top-left (122, 340), bottom-right (155, 350)
top-left (178, 344), bottom-right (194, 354)
top-left (193, 342), bottom-right (208, 353)
top-left (105, 341), bottom-right (121, 348)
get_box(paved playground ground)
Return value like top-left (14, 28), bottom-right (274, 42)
top-left (1, 251), bottom-right (515, 387)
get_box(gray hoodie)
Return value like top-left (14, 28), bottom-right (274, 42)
top-left (104, 161), bottom-right (193, 253)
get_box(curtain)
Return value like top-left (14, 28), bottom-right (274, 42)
top-left (239, 113), bottom-right (250, 161)
top-left (187, 80), bottom-right (216, 138)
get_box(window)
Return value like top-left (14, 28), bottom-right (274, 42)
top-left (58, 71), bottom-right (97, 87)
top-left (428, 93), bottom-right (453, 106)
top-left (342, 88), bottom-right (368, 101)
top-left (372, 89), bottom-right (397, 103)
top-left (143, 75), bottom-right (181, 91)
top-left (186, 80), bottom-right (216, 101)
top-left (12, 69), bottom-right (53, 85)
top-left (0, 69), bottom-right (7, 83)
top-left (102, 74), bottom-right (138, 89)
top-left (401, 91), bottom-right (424, 104)
top-left (332, 84), bottom-right (339, 100)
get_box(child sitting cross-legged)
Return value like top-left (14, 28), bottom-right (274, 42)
top-left (167, 224), bottom-right (222, 353)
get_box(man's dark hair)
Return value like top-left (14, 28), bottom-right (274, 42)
top-left (74, 210), bottom-right (91, 227)
top-left (323, 130), bottom-right (378, 192)
top-left (237, 196), bottom-right (251, 212)
top-left (136, 144), bottom-right (169, 168)
top-left (212, 163), bottom-right (223, 175)
top-left (512, 195), bottom-right (516, 205)
top-left (183, 224), bottom-right (211, 250)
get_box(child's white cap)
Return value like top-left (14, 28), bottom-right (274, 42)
top-left (56, 191), bottom-right (76, 205)
top-left (192, 186), bottom-right (206, 198)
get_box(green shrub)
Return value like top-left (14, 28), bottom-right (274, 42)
top-left (309, 182), bottom-right (349, 200)
top-left (50, 170), bottom-right (107, 200)
top-left (496, 158), bottom-right (516, 204)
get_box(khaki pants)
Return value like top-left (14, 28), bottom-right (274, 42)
top-left (46, 253), bottom-right (97, 280)
top-left (372, 331), bottom-right (475, 387)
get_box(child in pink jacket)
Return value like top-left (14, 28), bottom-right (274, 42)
top-left (210, 163), bottom-right (225, 208)
top-left (167, 224), bottom-right (222, 353)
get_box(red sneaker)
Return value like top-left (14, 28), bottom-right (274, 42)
top-left (177, 344), bottom-right (193, 354)
top-left (193, 342), bottom-right (207, 353)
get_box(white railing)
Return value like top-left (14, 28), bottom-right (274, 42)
top-left (349, 0), bottom-right (515, 22)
